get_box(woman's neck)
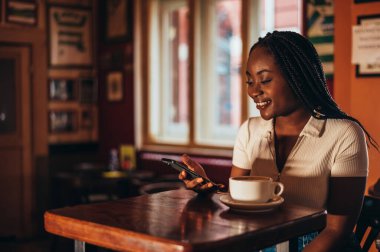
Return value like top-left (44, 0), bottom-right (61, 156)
top-left (274, 109), bottom-right (311, 136)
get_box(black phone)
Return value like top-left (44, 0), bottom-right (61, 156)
top-left (161, 158), bottom-right (216, 186)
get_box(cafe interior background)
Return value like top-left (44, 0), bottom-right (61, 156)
top-left (0, 0), bottom-right (380, 251)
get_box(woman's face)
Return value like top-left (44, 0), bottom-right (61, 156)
top-left (246, 46), bottom-right (303, 120)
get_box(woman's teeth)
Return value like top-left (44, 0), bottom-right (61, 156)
top-left (256, 101), bottom-right (271, 107)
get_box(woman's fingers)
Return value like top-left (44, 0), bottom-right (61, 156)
top-left (216, 183), bottom-right (227, 192)
top-left (183, 177), bottom-right (212, 191)
top-left (178, 170), bottom-right (187, 180)
top-left (179, 170), bottom-right (202, 188)
top-left (182, 154), bottom-right (201, 170)
top-left (217, 183), bottom-right (225, 189)
top-left (181, 154), bottom-right (208, 178)
top-left (187, 178), bottom-right (204, 188)
top-left (178, 154), bottom-right (217, 193)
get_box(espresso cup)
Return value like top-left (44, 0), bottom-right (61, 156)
top-left (229, 176), bottom-right (284, 203)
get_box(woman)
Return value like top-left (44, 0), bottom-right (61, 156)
top-left (179, 31), bottom-right (378, 251)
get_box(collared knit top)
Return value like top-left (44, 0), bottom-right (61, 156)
top-left (232, 116), bottom-right (368, 209)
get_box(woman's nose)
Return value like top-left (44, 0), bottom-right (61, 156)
top-left (248, 83), bottom-right (262, 97)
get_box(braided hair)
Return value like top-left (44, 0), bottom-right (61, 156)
top-left (250, 31), bottom-right (378, 150)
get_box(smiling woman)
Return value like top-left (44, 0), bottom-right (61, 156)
top-left (178, 31), bottom-right (378, 252)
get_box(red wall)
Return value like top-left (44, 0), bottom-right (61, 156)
top-left (98, 43), bottom-right (135, 160)
top-left (97, 0), bottom-right (135, 161)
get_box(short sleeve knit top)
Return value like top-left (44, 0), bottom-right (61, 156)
top-left (232, 116), bottom-right (368, 209)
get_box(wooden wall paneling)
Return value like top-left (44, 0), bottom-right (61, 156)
top-left (32, 32), bottom-right (48, 156)
top-left (0, 150), bottom-right (23, 236)
top-left (0, 18), bottom-right (48, 237)
top-left (1, 0), bottom-right (3, 24)
top-left (0, 28), bottom-right (48, 156)
top-left (20, 45), bottom-right (33, 236)
top-left (0, 45), bottom-right (33, 237)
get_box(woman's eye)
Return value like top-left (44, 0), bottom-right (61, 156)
top-left (245, 80), bottom-right (254, 86)
top-left (261, 79), bottom-right (272, 84)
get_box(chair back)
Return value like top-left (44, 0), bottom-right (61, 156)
top-left (355, 195), bottom-right (380, 252)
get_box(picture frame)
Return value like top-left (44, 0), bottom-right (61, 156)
top-left (104, 0), bottom-right (132, 43)
top-left (79, 78), bottom-right (97, 104)
top-left (306, 0), bottom-right (334, 79)
top-left (49, 110), bottom-right (77, 133)
top-left (355, 14), bottom-right (380, 77)
top-left (354, 0), bottom-right (380, 3)
top-left (6, 0), bottom-right (38, 26)
top-left (47, 0), bottom-right (92, 6)
top-left (48, 5), bottom-right (93, 68)
top-left (48, 79), bottom-right (76, 101)
top-left (106, 71), bottom-right (124, 102)
top-left (80, 108), bottom-right (94, 129)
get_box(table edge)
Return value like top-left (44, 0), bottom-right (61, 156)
top-left (44, 211), bottom-right (190, 252)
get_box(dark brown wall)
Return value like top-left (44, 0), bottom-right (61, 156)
top-left (97, 0), bottom-right (135, 161)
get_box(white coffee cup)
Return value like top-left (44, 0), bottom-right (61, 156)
top-left (229, 176), bottom-right (284, 203)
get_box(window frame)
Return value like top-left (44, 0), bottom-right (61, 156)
top-left (135, 0), bottom-right (304, 156)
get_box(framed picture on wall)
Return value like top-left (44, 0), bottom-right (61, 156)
top-left (106, 71), bottom-right (124, 102)
top-left (80, 108), bottom-right (94, 129)
top-left (5, 0), bottom-right (38, 26)
top-left (49, 110), bottom-right (77, 133)
top-left (306, 0), bottom-right (334, 79)
top-left (79, 78), bottom-right (97, 103)
top-left (48, 5), bottom-right (93, 68)
top-left (47, 0), bottom-right (92, 6)
top-left (355, 14), bottom-right (380, 77)
top-left (49, 79), bottom-right (76, 101)
top-left (104, 0), bottom-right (132, 43)
top-left (354, 0), bottom-right (380, 3)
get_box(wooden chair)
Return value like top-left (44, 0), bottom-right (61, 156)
top-left (355, 195), bottom-right (380, 252)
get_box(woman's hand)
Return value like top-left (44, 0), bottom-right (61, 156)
top-left (178, 154), bottom-right (224, 193)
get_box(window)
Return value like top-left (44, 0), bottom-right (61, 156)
top-left (195, 0), bottom-right (242, 146)
top-left (149, 0), bottom-right (189, 144)
top-left (138, 0), bottom-right (303, 151)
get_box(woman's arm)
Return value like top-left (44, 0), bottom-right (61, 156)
top-left (303, 177), bottom-right (366, 252)
top-left (230, 165), bottom-right (250, 177)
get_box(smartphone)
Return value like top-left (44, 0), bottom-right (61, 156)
top-left (161, 158), bottom-right (216, 186)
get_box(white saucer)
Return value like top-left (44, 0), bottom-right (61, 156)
top-left (219, 194), bottom-right (284, 213)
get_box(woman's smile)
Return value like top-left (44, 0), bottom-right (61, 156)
top-left (255, 100), bottom-right (272, 110)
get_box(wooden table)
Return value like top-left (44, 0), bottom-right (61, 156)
top-left (44, 190), bottom-right (326, 252)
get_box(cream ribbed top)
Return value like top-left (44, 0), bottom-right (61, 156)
top-left (232, 116), bottom-right (368, 209)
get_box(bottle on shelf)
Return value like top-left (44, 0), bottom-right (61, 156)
top-left (108, 148), bottom-right (120, 171)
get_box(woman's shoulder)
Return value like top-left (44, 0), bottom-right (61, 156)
top-left (238, 116), bottom-right (272, 137)
top-left (324, 118), bottom-right (366, 143)
top-left (244, 116), bottom-right (271, 126)
top-left (325, 118), bottom-right (364, 135)
top-left (241, 116), bottom-right (271, 129)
